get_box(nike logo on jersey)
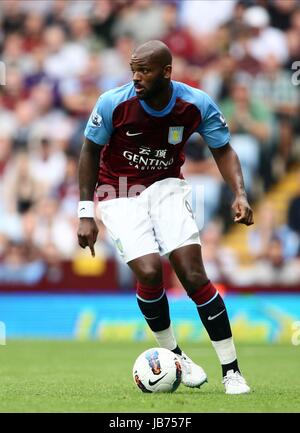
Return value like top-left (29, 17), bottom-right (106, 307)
top-left (80, 208), bottom-right (85, 211)
top-left (148, 373), bottom-right (168, 386)
top-left (207, 309), bottom-right (226, 321)
top-left (126, 131), bottom-right (143, 136)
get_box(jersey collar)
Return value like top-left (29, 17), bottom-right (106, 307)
top-left (138, 82), bottom-right (177, 117)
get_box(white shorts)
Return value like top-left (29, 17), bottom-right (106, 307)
top-left (97, 178), bottom-right (200, 263)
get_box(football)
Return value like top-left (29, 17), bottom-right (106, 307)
top-left (132, 347), bottom-right (182, 393)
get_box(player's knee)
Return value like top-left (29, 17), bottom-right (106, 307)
top-left (137, 266), bottom-right (163, 287)
top-left (183, 270), bottom-right (208, 296)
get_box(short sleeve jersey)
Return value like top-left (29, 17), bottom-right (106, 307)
top-left (84, 80), bottom-right (230, 198)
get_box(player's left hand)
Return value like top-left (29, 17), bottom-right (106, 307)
top-left (232, 195), bottom-right (254, 226)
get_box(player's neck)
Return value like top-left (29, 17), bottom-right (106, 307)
top-left (145, 83), bottom-right (173, 111)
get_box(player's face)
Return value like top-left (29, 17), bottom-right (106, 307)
top-left (130, 56), bottom-right (171, 100)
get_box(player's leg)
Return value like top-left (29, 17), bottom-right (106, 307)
top-left (98, 196), bottom-right (182, 358)
top-left (147, 178), bottom-right (209, 387)
top-left (148, 178), bottom-right (249, 393)
top-left (169, 243), bottom-right (250, 394)
top-left (127, 253), bottom-right (182, 356)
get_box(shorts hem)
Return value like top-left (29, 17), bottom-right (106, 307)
top-left (162, 232), bottom-right (201, 258)
top-left (124, 249), bottom-right (160, 263)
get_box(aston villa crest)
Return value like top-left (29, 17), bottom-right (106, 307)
top-left (168, 126), bottom-right (184, 145)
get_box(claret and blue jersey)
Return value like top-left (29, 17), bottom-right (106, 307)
top-left (84, 80), bottom-right (230, 197)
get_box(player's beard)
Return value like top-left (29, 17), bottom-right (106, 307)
top-left (138, 78), bottom-right (170, 101)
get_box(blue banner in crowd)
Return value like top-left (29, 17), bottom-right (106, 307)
top-left (0, 294), bottom-right (300, 343)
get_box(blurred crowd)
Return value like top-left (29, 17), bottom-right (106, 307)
top-left (0, 0), bottom-right (300, 287)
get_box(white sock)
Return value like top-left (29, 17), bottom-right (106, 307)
top-left (152, 324), bottom-right (177, 351)
top-left (211, 337), bottom-right (237, 364)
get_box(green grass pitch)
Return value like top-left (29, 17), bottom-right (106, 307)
top-left (0, 341), bottom-right (299, 413)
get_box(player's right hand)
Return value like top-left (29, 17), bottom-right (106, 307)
top-left (77, 218), bottom-right (99, 257)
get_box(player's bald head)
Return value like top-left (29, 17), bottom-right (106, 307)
top-left (131, 40), bottom-right (172, 67)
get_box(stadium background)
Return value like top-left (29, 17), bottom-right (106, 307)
top-left (0, 0), bottom-right (300, 348)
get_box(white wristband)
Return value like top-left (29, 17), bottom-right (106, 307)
top-left (78, 201), bottom-right (95, 218)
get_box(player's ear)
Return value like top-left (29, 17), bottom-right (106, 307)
top-left (164, 65), bottom-right (172, 79)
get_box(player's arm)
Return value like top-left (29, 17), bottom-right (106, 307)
top-left (210, 143), bottom-right (254, 226)
top-left (77, 137), bottom-right (102, 256)
top-left (78, 137), bottom-right (101, 201)
top-left (196, 92), bottom-right (253, 226)
top-left (77, 92), bottom-right (113, 256)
